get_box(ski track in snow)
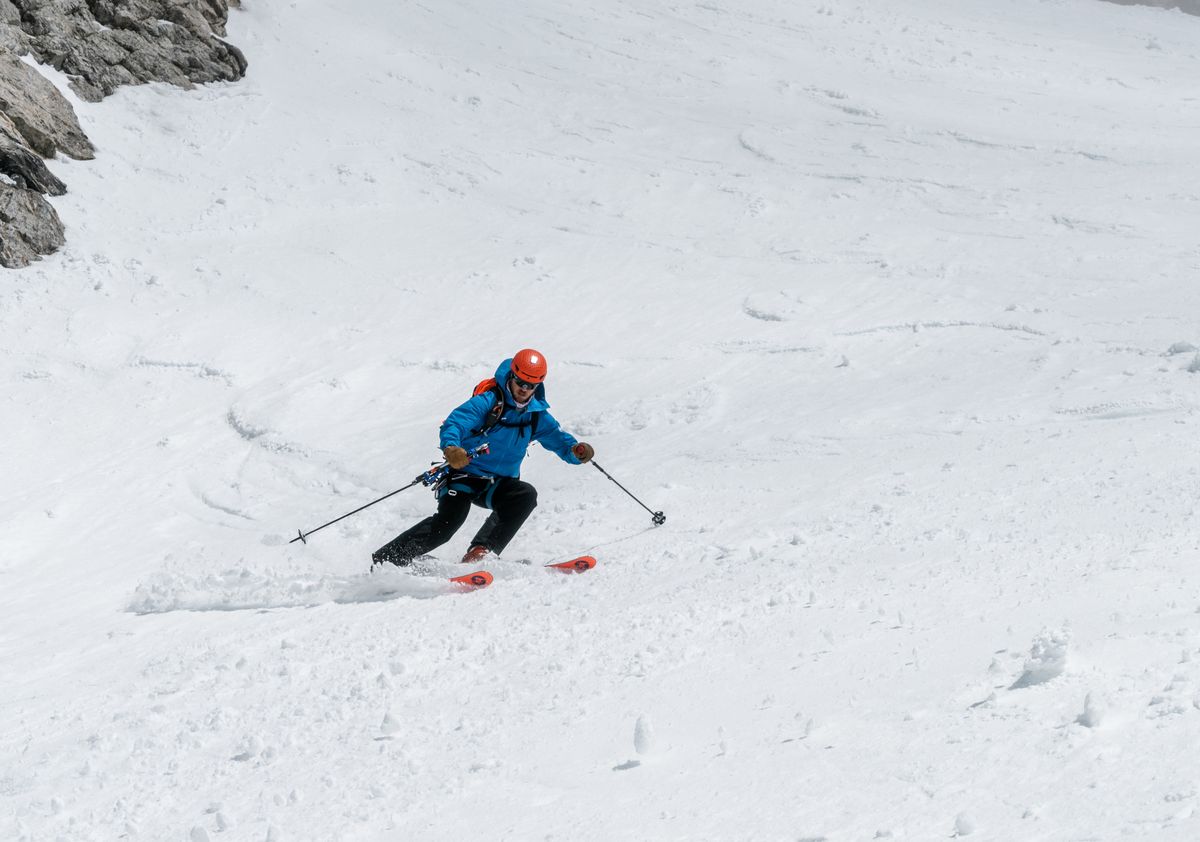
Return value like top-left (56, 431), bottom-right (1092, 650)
top-left (127, 566), bottom-right (459, 613)
top-left (5, 0), bottom-right (1200, 840)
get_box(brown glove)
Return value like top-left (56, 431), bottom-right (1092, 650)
top-left (443, 446), bottom-right (470, 469)
top-left (572, 442), bottom-right (594, 463)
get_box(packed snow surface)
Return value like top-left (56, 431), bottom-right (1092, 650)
top-left (4, 0), bottom-right (1200, 839)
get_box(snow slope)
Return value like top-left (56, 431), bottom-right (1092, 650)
top-left (4, 0), bottom-right (1200, 839)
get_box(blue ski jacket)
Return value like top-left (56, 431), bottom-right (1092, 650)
top-left (439, 358), bottom-right (582, 479)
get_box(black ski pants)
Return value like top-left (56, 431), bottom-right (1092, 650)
top-left (371, 475), bottom-right (537, 567)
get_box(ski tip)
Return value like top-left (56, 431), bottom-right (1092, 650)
top-left (449, 570), bottom-right (493, 589)
top-left (546, 555), bottom-right (597, 573)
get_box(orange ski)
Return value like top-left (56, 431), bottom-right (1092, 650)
top-left (545, 555), bottom-right (597, 573)
top-left (449, 570), bottom-right (493, 589)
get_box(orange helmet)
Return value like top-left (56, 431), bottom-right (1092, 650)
top-left (511, 348), bottom-right (547, 384)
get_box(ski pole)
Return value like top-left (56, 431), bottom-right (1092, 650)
top-left (590, 460), bottom-right (666, 526)
top-left (290, 443), bottom-right (490, 544)
top-left (290, 479), bottom-right (422, 544)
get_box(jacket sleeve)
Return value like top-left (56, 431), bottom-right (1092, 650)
top-left (533, 410), bottom-right (582, 464)
top-left (439, 393), bottom-right (495, 449)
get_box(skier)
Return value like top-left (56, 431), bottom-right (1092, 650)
top-left (371, 348), bottom-right (594, 569)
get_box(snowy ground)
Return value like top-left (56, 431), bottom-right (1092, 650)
top-left (4, 0), bottom-right (1200, 839)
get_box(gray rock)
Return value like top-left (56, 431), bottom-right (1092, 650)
top-left (0, 5), bottom-right (28, 54)
top-left (13, 0), bottom-right (247, 102)
top-left (0, 53), bottom-right (94, 159)
top-left (0, 130), bottom-right (66, 194)
top-left (0, 0), bottom-right (21, 25)
top-left (0, 181), bottom-right (65, 267)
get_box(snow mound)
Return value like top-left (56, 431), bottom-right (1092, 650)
top-left (1010, 629), bottom-right (1070, 689)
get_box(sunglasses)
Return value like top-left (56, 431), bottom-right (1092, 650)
top-left (510, 375), bottom-right (539, 390)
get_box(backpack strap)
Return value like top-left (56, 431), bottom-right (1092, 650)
top-left (493, 408), bottom-right (540, 439)
top-left (470, 382), bottom-right (506, 436)
top-left (469, 377), bottom-right (541, 439)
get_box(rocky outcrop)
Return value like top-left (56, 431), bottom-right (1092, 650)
top-left (0, 133), bottom-right (66, 194)
top-left (0, 0), bottom-right (246, 268)
top-left (0, 53), bottom-right (94, 159)
top-left (0, 181), bottom-right (64, 267)
top-left (16, 0), bottom-right (247, 104)
top-left (0, 53), bottom-right (75, 265)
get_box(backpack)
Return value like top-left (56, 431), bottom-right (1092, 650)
top-left (470, 377), bottom-right (541, 439)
